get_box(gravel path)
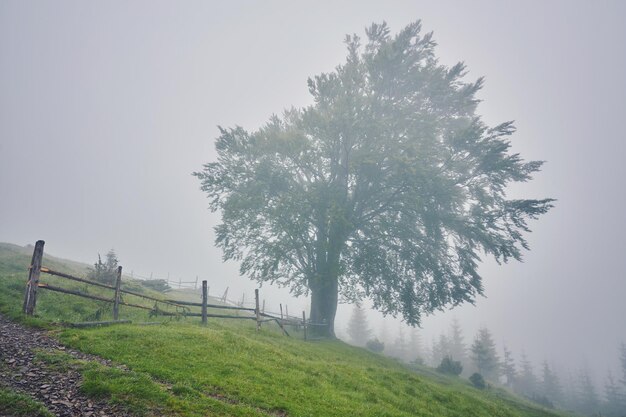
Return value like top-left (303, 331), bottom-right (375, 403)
top-left (0, 314), bottom-right (131, 417)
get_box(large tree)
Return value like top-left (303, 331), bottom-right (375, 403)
top-left (195, 21), bottom-right (553, 337)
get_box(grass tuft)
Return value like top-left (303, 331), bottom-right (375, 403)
top-left (0, 387), bottom-right (53, 417)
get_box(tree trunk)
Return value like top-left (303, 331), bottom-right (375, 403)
top-left (309, 167), bottom-right (349, 338)
top-left (309, 272), bottom-right (338, 338)
top-left (309, 220), bottom-right (344, 338)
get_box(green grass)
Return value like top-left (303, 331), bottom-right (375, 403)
top-left (0, 387), bottom-right (53, 417)
top-left (0, 242), bottom-right (572, 417)
top-left (57, 322), bottom-right (569, 417)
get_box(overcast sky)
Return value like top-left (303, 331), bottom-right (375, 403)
top-left (1, 1), bottom-right (625, 385)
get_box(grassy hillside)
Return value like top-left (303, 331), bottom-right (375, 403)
top-left (0, 242), bottom-right (207, 325)
top-left (0, 243), bottom-right (571, 417)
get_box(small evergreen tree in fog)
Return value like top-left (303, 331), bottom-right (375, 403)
top-left (562, 372), bottom-right (581, 414)
top-left (431, 334), bottom-right (452, 367)
top-left (409, 330), bottom-right (425, 365)
top-left (391, 326), bottom-right (409, 361)
top-left (502, 345), bottom-right (517, 388)
top-left (620, 343), bottom-right (626, 387)
top-left (541, 361), bottom-right (563, 407)
top-left (347, 303), bottom-right (371, 346)
top-left (603, 370), bottom-right (626, 417)
top-left (577, 369), bottom-right (600, 416)
top-left (515, 352), bottom-right (538, 398)
top-left (448, 319), bottom-right (467, 371)
top-left (470, 328), bottom-right (500, 382)
top-left (89, 249), bottom-right (119, 285)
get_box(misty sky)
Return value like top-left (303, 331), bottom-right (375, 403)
top-left (1, 1), bottom-right (625, 385)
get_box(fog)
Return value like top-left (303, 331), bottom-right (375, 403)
top-left (1, 0), bottom-right (625, 394)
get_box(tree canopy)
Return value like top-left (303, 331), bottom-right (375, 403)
top-left (195, 21), bottom-right (553, 336)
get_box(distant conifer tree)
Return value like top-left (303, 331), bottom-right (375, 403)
top-left (346, 303), bottom-right (371, 346)
top-left (620, 343), bottom-right (626, 387)
top-left (502, 345), bottom-right (517, 388)
top-left (541, 361), bottom-right (563, 406)
top-left (448, 319), bottom-right (467, 369)
top-left (431, 334), bottom-right (451, 367)
top-left (577, 369), bottom-right (600, 416)
top-left (603, 370), bottom-right (626, 417)
top-left (408, 329), bottom-right (425, 365)
top-left (470, 328), bottom-right (500, 382)
top-left (516, 352), bottom-right (538, 397)
top-left (387, 325), bottom-right (410, 361)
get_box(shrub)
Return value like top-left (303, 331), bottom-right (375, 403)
top-left (436, 356), bottom-right (463, 376)
top-left (410, 356), bottom-right (425, 367)
top-left (88, 250), bottom-right (119, 285)
top-left (469, 373), bottom-right (486, 389)
top-left (141, 279), bottom-right (170, 292)
top-left (366, 338), bottom-right (384, 353)
top-left (530, 394), bottom-right (554, 409)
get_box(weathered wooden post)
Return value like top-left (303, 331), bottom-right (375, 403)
top-left (113, 266), bottom-right (122, 320)
top-left (262, 299), bottom-right (265, 314)
top-left (202, 280), bottom-right (208, 325)
top-left (23, 240), bottom-right (45, 315)
top-left (279, 304), bottom-right (283, 320)
top-left (285, 305), bottom-right (288, 319)
top-left (302, 311), bottom-right (307, 341)
top-left (255, 289), bottom-right (261, 331)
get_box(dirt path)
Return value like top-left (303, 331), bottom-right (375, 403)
top-left (0, 314), bottom-right (131, 417)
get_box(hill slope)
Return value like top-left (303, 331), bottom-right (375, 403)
top-left (0, 243), bottom-right (571, 417)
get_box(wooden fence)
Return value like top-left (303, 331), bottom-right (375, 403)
top-left (22, 240), bottom-right (327, 338)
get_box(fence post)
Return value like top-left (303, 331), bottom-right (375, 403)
top-left (285, 305), bottom-right (288, 319)
top-left (202, 280), bottom-right (208, 325)
top-left (255, 289), bottom-right (261, 331)
top-left (302, 311), bottom-right (307, 341)
top-left (262, 299), bottom-right (265, 314)
top-left (23, 240), bottom-right (45, 315)
top-left (113, 266), bottom-right (122, 320)
top-left (279, 304), bottom-right (283, 320)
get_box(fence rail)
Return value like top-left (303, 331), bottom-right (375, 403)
top-left (22, 240), bottom-right (328, 339)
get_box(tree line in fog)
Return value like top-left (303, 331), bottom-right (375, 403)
top-left (346, 304), bottom-right (626, 416)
